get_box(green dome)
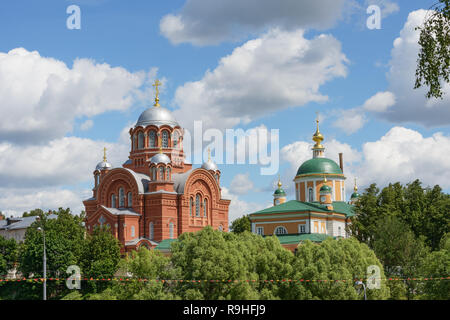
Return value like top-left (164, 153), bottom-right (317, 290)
top-left (296, 158), bottom-right (343, 176)
top-left (351, 192), bottom-right (360, 199)
top-left (320, 184), bottom-right (332, 192)
top-left (274, 188), bottom-right (286, 196)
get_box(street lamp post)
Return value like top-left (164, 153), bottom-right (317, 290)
top-left (37, 226), bottom-right (46, 300)
top-left (355, 280), bottom-right (367, 300)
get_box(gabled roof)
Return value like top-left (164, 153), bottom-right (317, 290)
top-left (0, 214), bottom-right (58, 230)
top-left (250, 200), bottom-right (354, 217)
top-left (100, 206), bottom-right (140, 216)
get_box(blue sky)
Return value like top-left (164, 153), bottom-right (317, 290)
top-left (0, 0), bottom-right (448, 221)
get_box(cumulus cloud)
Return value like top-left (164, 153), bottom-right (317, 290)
top-left (0, 136), bottom-right (129, 188)
top-left (362, 91), bottom-right (396, 112)
top-left (80, 119), bottom-right (94, 131)
top-left (0, 188), bottom-right (90, 217)
top-left (281, 126), bottom-right (450, 197)
top-left (221, 187), bottom-right (269, 223)
top-left (0, 48), bottom-right (151, 144)
top-left (229, 173), bottom-right (254, 195)
top-left (173, 28), bottom-right (348, 132)
top-left (332, 108), bottom-right (367, 134)
top-left (160, 0), bottom-right (347, 46)
top-left (366, 10), bottom-right (450, 127)
top-left (357, 126), bottom-right (450, 188)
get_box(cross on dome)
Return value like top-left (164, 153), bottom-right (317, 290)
top-left (152, 79), bottom-right (162, 107)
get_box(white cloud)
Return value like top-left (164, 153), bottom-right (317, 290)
top-left (173, 28), bottom-right (348, 132)
top-left (221, 187), bottom-right (269, 223)
top-left (0, 48), bottom-right (151, 144)
top-left (367, 10), bottom-right (450, 126)
top-left (0, 135), bottom-right (129, 188)
top-left (160, 0), bottom-right (347, 46)
top-left (365, 0), bottom-right (399, 18)
top-left (332, 108), bottom-right (367, 134)
top-left (229, 173), bottom-right (254, 195)
top-left (80, 119), bottom-right (94, 131)
top-left (357, 126), bottom-right (450, 188)
top-left (0, 188), bottom-right (89, 218)
top-left (362, 91), bottom-right (396, 112)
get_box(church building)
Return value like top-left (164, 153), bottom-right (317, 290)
top-left (83, 80), bottom-right (230, 254)
top-left (249, 118), bottom-right (360, 251)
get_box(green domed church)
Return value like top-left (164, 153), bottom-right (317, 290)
top-left (249, 118), bottom-right (360, 251)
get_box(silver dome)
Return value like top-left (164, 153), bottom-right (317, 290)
top-left (96, 161), bottom-right (112, 171)
top-left (150, 153), bottom-right (171, 164)
top-left (201, 160), bottom-right (218, 171)
top-left (135, 107), bottom-right (179, 128)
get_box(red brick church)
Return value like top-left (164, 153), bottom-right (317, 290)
top-left (83, 81), bottom-right (230, 253)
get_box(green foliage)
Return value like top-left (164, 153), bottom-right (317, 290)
top-left (287, 238), bottom-right (389, 300)
top-left (230, 215), bottom-right (251, 234)
top-left (19, 208), bottom-right (85, 278)
top-left (0, 235), bottom-right (18, 276)
top-left (350, 180), bottom-right (450, 251)
top-left (22, 209), bottom-right (45, 218)
top-left (80, 226), bottom-right (121, 279)
top-left (372, 216), bottom-right (429, 300)
top-left (420, 234), bottom-right (450, 300)
top-left (415, 0), bottom-right (450, 99)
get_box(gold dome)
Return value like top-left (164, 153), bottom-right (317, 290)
top-left (312, 118), bottom-right (324, 149)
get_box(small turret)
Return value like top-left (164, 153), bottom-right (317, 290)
top-left (350, 178), bottom-right (361, 205)
top-left (319, 176), bottom-right (333, 210)
top-left (273, 175), bottom-right (287, 206)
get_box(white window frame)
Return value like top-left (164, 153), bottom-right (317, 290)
top-left (274, 226), bottom-right (288, 235)
top-left (256, 227), bottom-right (264, 236)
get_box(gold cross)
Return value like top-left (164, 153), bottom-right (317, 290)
top-left (153, 79), bottom-right (162, 107)
top-left (103, 147), bottom-right (107, 162)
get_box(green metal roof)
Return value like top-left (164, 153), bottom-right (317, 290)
top-left (154, 238), bottom-right (177, 251)
top-left (250, 200), bottom-right (354, 217)
top-left (274, 188), bottom-right (286, 195)
top-left (320, 184), bottom-right (332, 192)
top-left (296, 158), bottom-right (343, 176)
top-left (268, 233), bottom-right (334, 244)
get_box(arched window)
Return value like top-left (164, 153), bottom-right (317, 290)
top-left (342, 187), bottom-right (345, 201)
top-left (218, 225), bottom-right (223, 232)
top-left (203, 198), bottom-right (207, 217)
top-left (169, 222), bottom-right (174, 239)
top-left (132, 134), bottom-right (136, 150)
top-left (127, 192), bottom-right (132, 207)
top-left (159, 167), bottom-right (164, 180)
top-left (138, 132), bottom-right (144, 149)
top-left (274, 226), bottom-right (288, 235)
top-left (173, 131), bottom-right (179, 149)
top-left (166, 167), bottom-right (171, 180)
top-left (338, 226), bottom-right (342, 237)
top-left (152, 167), bottom-right (156, 181)
top-left (119, 188), bottom-right (125, 207)
top-left (149, 131), bottom-right (156, 148)
top-left (195, 194), bottom-right (200, 217)
top-left (162, 131), bottom-right (169, 148)
top-left (111, 194), bottom-right (116, 208)
top-left (308, 188), bottom-right (314, 202)
top-left (149, 222), bottom-right (154, 240)
top-left (131, 226), bottom-right (135, 238)
top-left (215, 174), bottom-right (219, 182)
top-left (95, 174), bottom-right (100, 186)
top-left (189, 198), bottom-right (193, 216)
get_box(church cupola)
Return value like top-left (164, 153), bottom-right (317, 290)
top-left (319, 176), bottom-right (333, 210)
top-left (273, 175), bottom-right (287, 206)
top-left (312, 114), bottom-right (325, 159)
top-left (350, 178), bottom-right (361, 205)
top-left (202, 148), bottom-right (221, 184)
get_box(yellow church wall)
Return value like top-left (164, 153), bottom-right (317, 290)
top-left (335, 180), bottom-right (341, 201)
top-left (300, 182), bottom-right (306, 202)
